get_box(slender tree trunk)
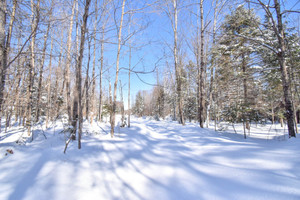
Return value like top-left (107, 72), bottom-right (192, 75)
top-left (0, 0), bottom-right (7, 133)
top-left (46, 39), bottom-right (53, 128)
top-left (293, 102), bottom-right (298, 133)
top-left (13, 43), bottom-right (23, 124)
top-left (85, 40), bottom-right (91, 121)
top-left (173, 0), bottom-right (185, 125)
top-left (26, 60), bottom-right (34, 137)
top-left (0, 0), bottom-right (17, 133)
top-left (109, 81), bottom-right (112, 124)
top-left (280, 117), bottom-right (284, 127)
top-left (35, 20), bottom-right (50, 122)
top-left (72, 0), bottom-right (91, 149)
top-left (199, 0), bottom-right (205, 128)
top-left (91, 0), bottom-right (98, 124)
top-left (55, 32), bottom-right (65, 118)
top-left (289, 62), bottom-right (299, 133)
top-left (66, 0), bottom-right (77, 124)
top-left (53, 68), bottom-right (59, 119)
top-left (128, 42), bottom-right (131, 127)
top-left (196, 8), bottom-right (200, 127)
top-left (26, 0), bottom-right (40, 137)
top-left (119, 80), bottom-right (125, 126)
top-left (75, 0), bottom-right (79, 59)
top-left (271, 101), bottom-right (275, 124)
top-left (242, 53), bottom-right (250, 130)
top-left (273, 0), bottom-right (295, 137)
top-left (207, 0), bottom-right (219, 128)
top-left (128, 14), bottom-right (132, 127)
top-left (111, 0), bottom-right (125, 137)
top-left (98, 23), bottom-right (105, 121)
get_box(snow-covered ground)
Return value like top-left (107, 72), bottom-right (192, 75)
top-left (0, 117), bottom-right (300, 200)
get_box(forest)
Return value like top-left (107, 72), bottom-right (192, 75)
top-left (1, 0), bottom-right (299, 144)
top-left (0, 0), bottom-right (300, 199)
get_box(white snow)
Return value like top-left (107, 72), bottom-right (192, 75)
top-left (0, 117), bottom-right (300, 200)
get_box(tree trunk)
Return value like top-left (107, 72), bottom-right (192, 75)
top-left (119, 80), bottom-right (125, 126)
top-left (26, 61), bottom-right (34, 137)
top-left (13, 39), bottom-right (23, 124)
top-left (0, 0), bottom-right (7, 133)
top-left (98, 22), bottom-right (106, 121)
top-left (85, 40), bottom-right (91, 121)
top-left (109, 81), bottom-right (112, 124)
top-left (128, 40), bottom-right (131, 127)
top-left (0, 0), bottom-right (17, 133)
top-left (111, 0), bottom-right (126, 138)
top-left (66, 0), bottom-right (77, 124)
top-left (36, 20), bottom-right (51, 122)
top-left (46, 39), bottom-right (53, 128)
top-left (55, 32), bottom-right (65, 118)
top-left (72, 0), bottom-right (91, 149)
top-left (91, 0), bottom-right (98, 124)
top-left (26, 0), bottom-right (40, 137)
top-left (173, 0), bottom-right (185, 125)
top-left (273, 0), bottom-right (295, 137)
top-left (242, 53), bottom-right (250, 130)
top-left (289, 61), bottom-right (299, 133)
top-left (53, 68), bottom-right (59, 118)
top-left (207, 0), bottom-right (219, 128)
top-left (271, 102), bottom-right (275, 124)
top-left (199, 0), bottom-right (205, 128)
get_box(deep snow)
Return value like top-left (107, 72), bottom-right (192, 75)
top-left (0, 117), bottom-right (300, 200)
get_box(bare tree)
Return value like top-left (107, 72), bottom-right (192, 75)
top-left (85, 37), bottom-right (91, 121)
top-left (207, 0), bottom-right (226, 128)
top-left (46, 38), bottom-right (54, 128)
top-left (98, 0), bottom-right (110, 122)
top-left (99, 22), bottom-right (105, 121)
top-left (91, 0), bottom-right (98, 124)
top-left (66, 0), bottom-right (77, 123)
top-left (0, 0), bottom-right (17, 132)
top-left (26, 0), bottom-right (40, 137)
top-left (128, 15), bottom-right (132, 127)
top-left (36, 3), bottom-right (53, 122)
top-left (70, 0), bottom-right (91, 150)
top-left (198, 0), bottom-right (205, 128)
top-left (110, 0), bottom-right (126, 138)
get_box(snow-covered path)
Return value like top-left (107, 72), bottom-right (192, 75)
top-left (0, 118), bottom-right (300, 200)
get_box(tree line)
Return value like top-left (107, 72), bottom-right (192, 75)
top-left (131, 0), bottom-right (299, 138)
top-left (0, 0), bottom-right (299, 150)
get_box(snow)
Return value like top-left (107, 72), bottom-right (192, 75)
top-left (0, 117), bottom-right (300, 200)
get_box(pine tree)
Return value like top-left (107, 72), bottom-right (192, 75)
top-left (217, 5), bottom-right (260, 137)
top-left (133, 91), bottom-right (145, 117)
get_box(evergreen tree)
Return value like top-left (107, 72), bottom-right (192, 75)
top-left (133, 91), bottom-right (145, 117)
top-left (217, 5), bottom-right (260, 135)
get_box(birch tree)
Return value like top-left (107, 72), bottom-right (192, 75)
top-left (110, 0), bottom-right (126, 137)
top-left (91, 0), bottom-right (98, 124)
top-left (98, 0), bottom-right (110, 122)
top-left (66, 0), bottom-right (77, 123)
top-left (163, 0), bottom-right (185, 125)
